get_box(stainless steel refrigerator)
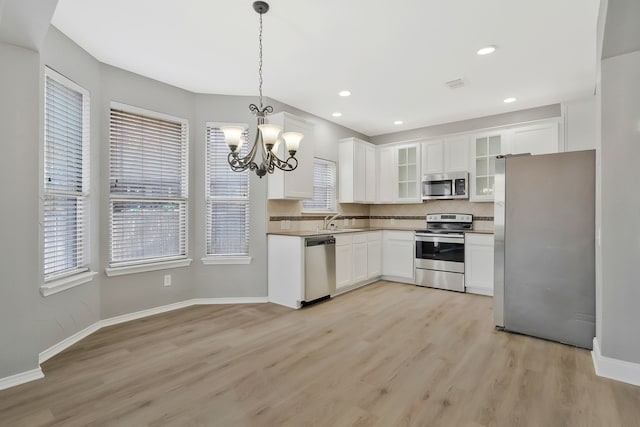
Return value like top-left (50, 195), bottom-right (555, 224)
top-left (493, 150), bottom-right (595, 349)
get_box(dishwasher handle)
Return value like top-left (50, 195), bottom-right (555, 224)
top-left (305, 236), bottom-right (336, 247)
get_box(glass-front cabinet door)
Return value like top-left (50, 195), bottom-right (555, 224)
top-left (471, 133), bottom-right (502, 202)
top-left (395, 143), bottom-right (421, 203)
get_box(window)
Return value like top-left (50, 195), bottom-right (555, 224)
top-left (204, 124), bottom-right (250, 260)
top-left (43, 68), bottom-right (90, 281)
top-left (108, 103), bottom-right (188, 269)
top-left (302, 159), bottom-right (337, 213)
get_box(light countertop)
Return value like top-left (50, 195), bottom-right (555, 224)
top-left (267, 228), bottom-right (494, 237)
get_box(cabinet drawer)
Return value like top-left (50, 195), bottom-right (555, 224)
top-left (383, 230), bottom-right (414, 241)
top-left (352, 233), bottom-right (367, 244)
top-left (335, 234), bottom-right (353, 246)
top-left (465, 233), bottom-right (494, 245)
top-left (367, 231), bottom-right (382, 242)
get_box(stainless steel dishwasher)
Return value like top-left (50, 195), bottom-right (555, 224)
top-left (303, 235), bottom-right (336, 305)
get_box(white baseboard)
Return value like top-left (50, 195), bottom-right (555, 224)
top-left (380, 275), bottom-right (415, 285)
top-left (592, 337), bottom-right (640, 386)
top-left (39, 322), bottom-right (102, 364)
top-left (24, 296), bottom-right (270, 391)
top-left (100, 300), bottom-right (194, 328)
top-left (0, 367), bottom-right (44, 391)
top-left (333, 278), bottom-right (378, 297)
top-left (465, 286), bottom-right (494, 296)
top-left (192, 297), bottom-right (269, 305)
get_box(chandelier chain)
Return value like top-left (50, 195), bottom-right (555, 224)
top-left (258, 12), bottom-right (263, 109)
top-left (224, 2), bottom-right (299, 178)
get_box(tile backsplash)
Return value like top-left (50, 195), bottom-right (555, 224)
top-left (267, 199), bottom-right (494, 233)
top-left (370, 200), bottom-right (494, 231)
top-left (266, 200), bottom-right (370, 233)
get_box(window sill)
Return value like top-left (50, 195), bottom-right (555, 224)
top-left (105, 258), bottom-right (192, 277)
top-left (201, 256), bottom-right (252, 265)
top-left (40, 271), bottom-right (98, 297)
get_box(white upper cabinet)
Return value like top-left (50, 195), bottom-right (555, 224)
top-left (376, 146), bottom-right (395, 204)
top-left (503, 120), bottom-right (561, 156)
top-left (470, 119), bottom-right (561, 202)
top-left (338, 137), bottom-right (376, 204)
top-left (267, 112), bottom-right (314, 200)
top-left (443, 136), bottom-right (470, 172)
top-left (365, 145), bottom-right (376, 202)
top-left (470, 131), bottom-right (503, 202)
top-left (421, 136), bottom-right (469, 175)
top-left (422, 140), bottom-right (444, 175)
top-left (395, 143), bottom-right (421, 203)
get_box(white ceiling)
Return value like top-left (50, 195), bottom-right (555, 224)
top-left (52, 0), bottom-right (600, 137)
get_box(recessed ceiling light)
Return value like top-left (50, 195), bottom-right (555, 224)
top-left (339, 90), bottom-right (351, 97)
top-left (503, 97), bottom-right (517, 103)
top-left (393, 120), bottom-right (404, 125)
top-left (332, 112), bottom-right (342, 117)
top-left (477, 46), bottom-right (496, 55)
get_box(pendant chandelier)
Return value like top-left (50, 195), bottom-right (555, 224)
top-left (221, 1), bottom-right (303, 178)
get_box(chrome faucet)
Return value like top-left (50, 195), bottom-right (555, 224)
top-left (323, 213), bottom-right (340, 230)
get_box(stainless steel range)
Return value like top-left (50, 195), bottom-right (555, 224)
top-left (415, 213), bottom-right (472, 292)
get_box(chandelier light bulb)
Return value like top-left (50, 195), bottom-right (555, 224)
top-left (270, 139), bottom-right (281, 154)
top-left (220, 126), bottom-right (246, 152)
top-left (283, 132), bottom-right (303, 155)
top-left (258, 124), bottom-right (282, 150)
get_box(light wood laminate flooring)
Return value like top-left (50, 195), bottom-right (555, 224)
top-left (1, 281), bottom-right (639, 426)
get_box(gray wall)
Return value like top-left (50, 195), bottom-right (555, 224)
top-left (602, 0), bottom-right (640, 59)
top-left (99, 64), bottom-right (197, 318)
top-left (0, 42), bottom-right (41, 378)
top-left (37, 26), bottom-right (102, 354)
top-left (1, 21), bottom-right (368, 381)
top-left (192, 94), bottom-right (270, 298)
top-left (600, 49), bottom-right (640, 363)
top-left (370, 104), bottom-right (561, 145)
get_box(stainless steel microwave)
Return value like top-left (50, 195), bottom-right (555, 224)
top-left (422, 172), bottom-right (469, 200)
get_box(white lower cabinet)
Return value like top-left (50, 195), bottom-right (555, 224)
top-left (352, 235), bottom-right (368, 284)
top-left (335, 235), bottom-right (354, 290)
top-left (367, 232), bottom-right (382, 277)
top-left (267, 235), bottom-right (304, 309)
top-left (464, 233), bottom-right (494, 296)
top-left (335, 231), bottom-right (382, 292)
top-left (382, 230), bottom-right (415, 283)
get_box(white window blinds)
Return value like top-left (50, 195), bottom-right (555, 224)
top-left (302, 159), bottom-right (336, 212)
top-left (109, 105), bottom-right (188, 267)
top-left (43, 69), bottom-right (90, 280)
top-left (205, 125), bottom-right (250, 256)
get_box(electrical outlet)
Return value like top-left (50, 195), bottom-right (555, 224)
top-left (351, 218), bottom-right (356, 225)
top-left (285, 220), bottom-right (291, 229)
top-left (344, 218), bottom-right (349, 226)
top-left (164, 274), bottom-right (171, 287)
top-left (390, 218), bottom-right (396, 225)
top-left (280, 220), bottom-right (286, 229)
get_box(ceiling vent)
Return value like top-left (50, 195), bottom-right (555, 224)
top-left (445, 78), bottom-right (466, 89)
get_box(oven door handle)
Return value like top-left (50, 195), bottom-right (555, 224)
top-left (415, 235), bottom-right (464, 244)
